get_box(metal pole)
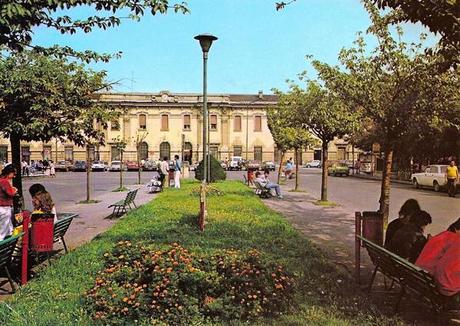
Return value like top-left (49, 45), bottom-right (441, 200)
top-left (202, 51), bottom-right (208, 183)
top-left (246, 107), bottom-right (249, 161)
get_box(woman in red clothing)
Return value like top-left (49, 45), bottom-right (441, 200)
top-left (416, 218), bottom-right (460, 296)
top-left (0, 165), bottom-right (18, 240)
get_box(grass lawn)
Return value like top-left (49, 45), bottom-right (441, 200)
top-left (0, 180), bottom-right (400, 325)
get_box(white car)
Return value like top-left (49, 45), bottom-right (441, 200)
top-left (109, 160), bottom-right (126, 172)
top-left (91, 161), bottom-right (107, 171)
top-left (228, 156), bottom-right (243, 171)
top-left (411, 165), bottom-right (448, 192)
top-left (305, 160), bottom-right (321, 168)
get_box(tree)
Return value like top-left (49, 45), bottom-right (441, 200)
top-left (267, 106), bottom-right (291, 184)
top-left (0, 51), bottom-right (115, 199)
top-left (112, 136), bottom-right (128, 191)
top-left (0, 1), bottom-right (189, 54)
top-left (278, 81), bottom-right (358, 202)
top-left (312, 4), bottom-right (459, 224)
top-left (134, 131), bottom-right (149, 185)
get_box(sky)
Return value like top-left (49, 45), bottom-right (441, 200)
top-left (32, 0), bottom-right (435, 94)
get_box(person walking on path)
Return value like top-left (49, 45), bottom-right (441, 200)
top-left (49, 160), bottom-right (56, 177)
top-left (446, 161), bottom-right (458, 197)
top-left (284, 158), bottom-right (293, 180)
top-left (173, 155), bottom-right (181, 189)
top-left (0, 165), bottom-right (18, 240)
top-left (159, 157), bottom-right (169, 188)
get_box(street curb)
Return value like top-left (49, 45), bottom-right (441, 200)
top-left (349, 174), bottom-right (412, 186)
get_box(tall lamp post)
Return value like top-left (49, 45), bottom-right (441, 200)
top-left (195, 33), bottom-right (217, 231)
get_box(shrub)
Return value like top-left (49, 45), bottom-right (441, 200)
top-left (85, 241), bottom-right (295, 324)
top-left (194, 154), bottom-right (226, 183)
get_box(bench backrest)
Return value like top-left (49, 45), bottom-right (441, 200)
top-left (358, 235), bottom-right (443, 302)
top-left (54, 216), bottom-right (74, 240)
top-left (253, 180), bottom-right (265, 190)
top-left (124, 189), bottom-right (138, 205)
top-left (0, 235), bottom-right (21, 267)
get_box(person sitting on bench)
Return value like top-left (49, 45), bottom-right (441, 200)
top-left (255, 171), bottom-right (283, 199)
top-left (384, 199), bottom-right (421, 248)
top-left (29, 183), bottom-right (57, 222)
top-left (416, 218), bottom-right (460, 297)
top-left (386, 210), bottom-right (432, 263)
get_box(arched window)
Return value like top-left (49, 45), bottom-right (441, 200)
top-left (183, 142), bottom-right (192, 163)
top-left (159, 142), bottom-right (170, 160)
top-left (138, 142), bottom-right (148, 160)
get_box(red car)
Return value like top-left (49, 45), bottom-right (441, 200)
top-left (126, 161), bottom-right (140, 171)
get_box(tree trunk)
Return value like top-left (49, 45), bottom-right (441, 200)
top-left (10, 133), bottom-right (22, 200)
top-left (119, 151), bottom-right (124, 190)
top-left (352, 144), bottom-right (355, 175)
top-left (379, 147), bottom-right (394, 228)
top-left (277, 151), bottom-right (285, 184)
top-left (294, 148), bottom-right (299, 191)
top-left (320, 141), bottom-right (329, 202)
top-left (86, 147), bottom-right (92, 201)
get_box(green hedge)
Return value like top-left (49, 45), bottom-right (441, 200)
top-left (194, 155), bottom-right (226, 182)
top-left (0, 181), bottom-right (400, 325)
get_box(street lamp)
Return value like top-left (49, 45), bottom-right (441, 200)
top-left (195, 33), bottom-right (217, 183)
top-left (195, 33), bottom-right (217, 231)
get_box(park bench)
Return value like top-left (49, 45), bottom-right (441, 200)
top-left (54, 213), bottom-right (77, 253)
top-left (253, 180), bottom-right (272, 199)
top-left (358, 235), bottom-right (450, 312)
top-left (108, 189), bottom-right (138, 217)
top-left (0, 234), bottom-right (22, 292)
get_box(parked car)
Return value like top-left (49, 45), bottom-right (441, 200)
top-left (55, 160), bottom-right (72, 172)
top-left (190, 162), bottom-right (198, 171)
top-left (109, 160), bottom-right (126, 171)
top-left (327, 163), bottom-right (349, 176)
top-left (305, 160), bottom-right (321, 168)
top-left (73, 160), bottom-right (87, 172)
top-left (411, 165), bottom-right (448, 192)
top-left (246, 160), bottom-right (262, 171)
top-left (228, 156), bottom-right (244, 171)
top-left (261, 161), bottom-right (276, 171)
top-left (142, 160), bottom-right (158, 171)
top-left (91, 161), bottom-right (107, 172)
top-left (126, 161), bottom-right (140, 171)
top-left (220, 161), bottom-right (228, 170)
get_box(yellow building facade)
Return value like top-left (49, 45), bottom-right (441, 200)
top-left (0, 91), bottom-right (358, 164)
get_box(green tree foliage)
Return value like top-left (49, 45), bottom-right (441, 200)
top-left (0, 51), bottom-right (117, 197)
top-left (0, 1), bottom-right (189, 55)
top-left (195, 155), bottom-right (227, 183)
top-left (277, 81), bottom-right (359, 201)
top-left (312, 4), bottom-right (459, 224)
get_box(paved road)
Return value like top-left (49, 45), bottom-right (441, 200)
top-left (21, 168), bottom-right (458, 235)
top-left (225, 168), bottom-right (459, 236)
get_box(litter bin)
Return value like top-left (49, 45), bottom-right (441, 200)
top-left (361, 211), bottom-right (383, 246)
top-left (30, 213), bottom-right (54, 252)
top-left (168, 170), bottom-right (174, 187)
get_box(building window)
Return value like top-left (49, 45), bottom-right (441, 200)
top-left (139, 114), bottom-right (147, 130)
top-left (43, 146), bottom-right (52, 160)
top-left (65, 146), bottom-right (74, 162)
top-left (0, 146), bottom-right (7, 163)
top-left (159, 142), bottom-right (170, 160)
top-left (209, 145), bottom-right (219, 159)
top-left (87, 145), bottom-right (95, 161)
top-left (210, 114), bottom-right (217, 130)
top-left (254, 115), bottom-right (262, 132)
top-left (183, 142), bottom-right (192, 163)
top-left (111, 146), bottom-right (121, 161)
top-left (234, 115), bottom-right (242, 131)
top-left (233, 146), bottom-right (242, 157)
top-left (183, 114), bottom-right (191, 130)
top-left (254, 146), bottom-right (262, 161)
top-left (21, 146), bottom-right (30, 163)
top-left (111, 119), bottom-right (120, 131)
top-left (161, 114), bottom-right (169, 131)
top-left (138, 142), bottom-right (148, 160)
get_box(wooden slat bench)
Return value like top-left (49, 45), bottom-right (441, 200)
top-left (54, 213), bottom-right (77, 253)
top-left (253, 180), bottom-right (272, 199)
top-left (108, 189), bottom-right (138, 217)
top-left (0, 234), bottom-right (22, 292)
top-left (358, 235), bottom-right (450, 312)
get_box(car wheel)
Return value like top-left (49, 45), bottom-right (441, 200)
top-left (433, 181), bottom-right (440, 192)
top-left (413, 178), bottom-right (420, 189)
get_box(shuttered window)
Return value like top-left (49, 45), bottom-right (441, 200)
top-left (254, 115), bottom-right (262, 132)
top-left (161, 114), bottom-right (169, 131)
top-left (210, 114), bottom-right (217, 130)
top-left (183, 114), bottom-right (191, 130)
top-left (139, 114), bottom-right (146, 129)
top-left (234, 115), bottom-right (242, 131)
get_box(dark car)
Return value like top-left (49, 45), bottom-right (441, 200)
top-left (262, 161), bottom-right (276, 171)
top-left (73, 160), bottom-right (87, 172)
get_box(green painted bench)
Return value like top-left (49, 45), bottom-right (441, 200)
top-left (54, 213), bottom-right (77, 253)
top-left (108, 189), bottom-right (138, 217)
top-left (0, 234), bottom-right (22, 292)
top-left (253, 180), bottom-right (272, 198)
top-left (358, 235), bottom-right (450, 312)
